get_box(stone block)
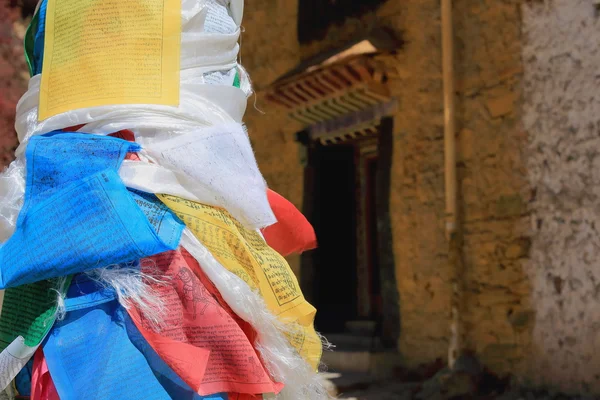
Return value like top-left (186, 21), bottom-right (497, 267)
top-left (485, 92), bottom-right (519, 118)
top-left (496, 194), bottom-right (525, 218)
top-left (476, 290), bottom-right (520, 307)
top-left (508, 310), bottom-right (536, 332)
top-left (505, 237), bottom-right (532, 259)
top-left (480, 343), bottom-right (523, 375)
top-left (458, 128), bottom-right (475, 161)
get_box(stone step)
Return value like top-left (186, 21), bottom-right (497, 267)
top-left (322, 350), bottom-right (403, 378)
top-left (322, 350), bottom-right (371, 373)
top-left (324, 371), bottom-right (375, 394)
top-left (325, 333), bottom-right (380, 351)
top-left (345, 320), bottom-right (377, 335)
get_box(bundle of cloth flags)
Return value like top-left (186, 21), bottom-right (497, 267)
top-left (0, 0), bottom-right (328, 399)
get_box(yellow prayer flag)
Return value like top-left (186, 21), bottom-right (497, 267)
top-left (39, 0), bottom-right (181, 120)
top-left (159, 194), bottom-right (323, 369)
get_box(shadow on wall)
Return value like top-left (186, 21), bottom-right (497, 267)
top-left (298, 0), bottom-right (387, 44)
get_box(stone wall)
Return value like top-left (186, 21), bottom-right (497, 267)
top-left (454, 0), bottom-right (532, 378)
top-left (243, 0), bottom-right (535, 378)
top-left (377, 0), bottom-right (452, 366)
top-left (523, 0), bottom-right (600, 393)
top-left (243, 0), bottom-right (453, 366)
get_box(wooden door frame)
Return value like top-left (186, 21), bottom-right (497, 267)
top-left (298, 116), bottom-right (400, 349)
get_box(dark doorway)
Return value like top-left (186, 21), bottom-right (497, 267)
top-left (309, 144), bottom-right (357, 333)
top-left (300, 118), bottom-right (399, 349)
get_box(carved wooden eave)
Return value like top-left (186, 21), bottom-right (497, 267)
top-left (265, 39), bottom-right (399, 146)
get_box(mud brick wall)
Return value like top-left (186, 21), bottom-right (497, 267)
top-left (243, 0), bottom-right (535, 379)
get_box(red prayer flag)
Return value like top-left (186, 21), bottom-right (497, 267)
top-left (31, 348), bottom-right (60, 400)
top-left (128, 249), bottom-right (283, 396)
top-left (261, 189), bottom-right (317, 256)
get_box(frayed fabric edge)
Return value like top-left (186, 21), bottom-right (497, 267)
top-left (181, 229), bottom-right (332, 400)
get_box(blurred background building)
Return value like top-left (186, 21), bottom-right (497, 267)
top-left (1, 0), bottom-right (600, 396)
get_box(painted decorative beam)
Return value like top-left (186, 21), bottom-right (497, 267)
top-left (266, 54), bottom-right (395, 144)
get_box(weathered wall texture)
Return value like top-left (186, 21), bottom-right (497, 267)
top-left (375, 0), bottom-right (531, 374)
top-left (523, 0), bottom-right (600, 393)
top-left (454, 0), bottom-right (533, 377)
top-left (377, 0), bottom-right (452, 365)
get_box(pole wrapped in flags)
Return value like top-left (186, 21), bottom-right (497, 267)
top-left (0, 0), bottom-right (327, 399)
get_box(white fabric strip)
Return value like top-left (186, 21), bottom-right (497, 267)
top-left (0, 337), bottom-right (37, 392)
top-left (142, 123), bottom-right (275, 229)
top-left (181, 230), bottom-right (328, 400)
